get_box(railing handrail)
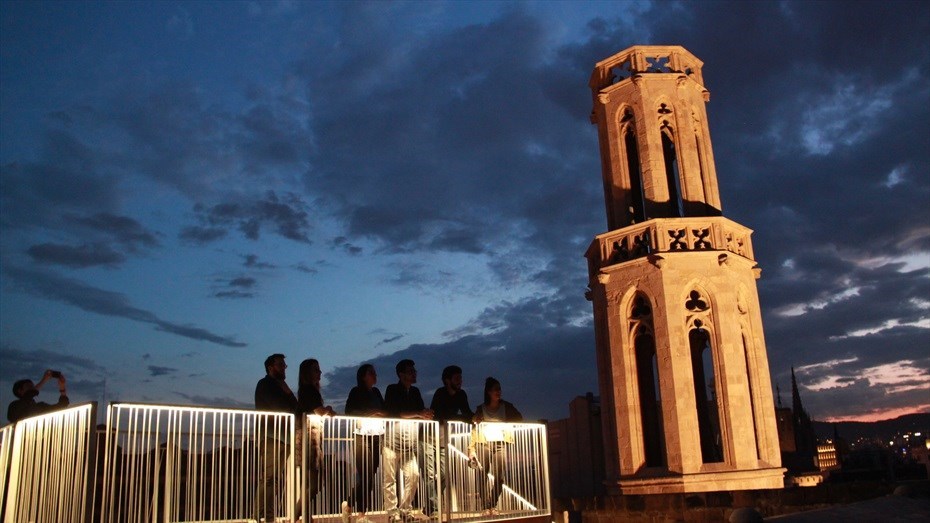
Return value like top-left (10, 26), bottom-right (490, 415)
top-left (107, 400), bottom-right (294, 417)
top-left (1, 400), bottom-right (97, 426)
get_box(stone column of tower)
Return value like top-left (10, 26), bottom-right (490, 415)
top-left (584, 46), bottom-right (785, 494)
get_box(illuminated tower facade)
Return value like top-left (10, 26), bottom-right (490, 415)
top-left (585, 46), bottom-right (784, 494)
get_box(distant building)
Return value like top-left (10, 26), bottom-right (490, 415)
top-left (910, 438), bottom-right (930, 466)
top-left (775, 406), bottom-right (796, 453)
top-left (816, 444), bottom-right (839, 473)
top-left (547, 393), bottom-right (605, 501)
top-left (906, 436), bottom-right (930, 479)
top-left (774, 384), bottom-right (797, 454)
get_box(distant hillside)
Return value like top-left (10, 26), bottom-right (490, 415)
top-left (813, 412), bottom-right (930, 442)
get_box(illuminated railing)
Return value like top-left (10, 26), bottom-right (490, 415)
top-left (99, 403), bottom-right (295, 523)
top-left (0, 422), bottom-right (13, 517)
top-left (445, 421), bottom-right (550, 521)
top-left (1, 403), bottom-right (97, 523)
top-left (302, 416), bottom-right (441, 521)
top-left (0, 406), bottom-right (550, 523)
top-left (300, 417), bottom-right (549, 522)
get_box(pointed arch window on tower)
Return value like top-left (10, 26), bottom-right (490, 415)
top-left (630, 295), bottom-right (665, 468)
top-left (660, 118), bottom-right (685, 218)
top-left (742, 333), bottom-right (762, 461)
top-left (689, 319), bottom-right (724, 464)
top-left (624, 119), bottom-right (646, 224)
top-left (694, 133), bottom-right (709, 210)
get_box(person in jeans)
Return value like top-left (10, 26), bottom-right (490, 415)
top-left (382, 359), bottom-right (433, 521)
top-left (468, 377), bottom-right (522, 517)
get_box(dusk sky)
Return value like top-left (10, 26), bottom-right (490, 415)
top-left (1, 1), bottom-right (928, 424)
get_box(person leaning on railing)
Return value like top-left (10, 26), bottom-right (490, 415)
top-left (468, 377), bottom-right (522, 517)
top-left (343, 363), bottom-right (387, 523)
top-left (427, 365), bottom-right (474, 518)
top-left (382, 359), bottom-right (434, 522)
top-left (297, 358), bottom-right (336, 516)
top-left (254, 353), bottom-right (298, 523)
top-left (7, 369), bottom-right (69, 423)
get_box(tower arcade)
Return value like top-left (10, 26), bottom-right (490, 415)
top-left (585, 46), bottom-right (785, 494)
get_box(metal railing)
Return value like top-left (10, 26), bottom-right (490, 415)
top-left (0, 404), bottom-right (550, 523)
top-left (298, 417), bottom-right (550, 522)
top-left (0, 422), bottom-right (14, 517)
top-left (1, 403), bottom-right (97, 523)
top-left (301, 416), bottom-right (442, 521)
top-left (99, 403), bottom-right (295, 523)
top-left (445, 421), bottom-right (550, 521)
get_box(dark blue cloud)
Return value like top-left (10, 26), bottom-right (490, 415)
top-left (3, 264), bottom-right (247, 348)
top-left (188, 191), bottom-right (313, 243)
top-left (147, 365), bottom-right (177, 377)
top-left (27, 242), bottom-right (125, 268)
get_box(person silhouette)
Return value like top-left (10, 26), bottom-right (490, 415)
top-left (7, 369), bottom-right (69, 423)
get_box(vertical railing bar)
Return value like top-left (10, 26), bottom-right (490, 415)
top-left (125, 407), bottom-right (136, 523)
top-left (105, 405), bottom-right (116, 523)
top-left (163, 408), bottom-right (171, 523)
top-left (140, 406), bottom-right (147, 523)
top-left (109, 406), bottom-right (116, 523)
top-left (159, 407), bottom-right (169, 523)
top-left (209, 410), bottom-right (217, 522)
top-left (145, 407), bottom-right (154, 523)
top-left (53, 412), bottom-right (64, 522)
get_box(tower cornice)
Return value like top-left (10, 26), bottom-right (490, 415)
top-left (585, 216), bottom-right (755, 281)
top-left (589, 45), bottom-right (707, 107)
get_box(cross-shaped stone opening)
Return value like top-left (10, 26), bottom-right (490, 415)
top-left (610, 60), bottom-right (632, 83)
top-left (646, 55), bottom-right (671, 73)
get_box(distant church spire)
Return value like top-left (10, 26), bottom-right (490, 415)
top-left (791, 367), bottom-right (804, 418)
top-left (777, 383), bottom-right (783, 408)
top-left (790, 367), bottom-right (818, 471)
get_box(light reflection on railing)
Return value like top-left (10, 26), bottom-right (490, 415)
top-left (1, 403), bottom-right (96, 523)
top-left (0, 405), bottom-right (549, 523)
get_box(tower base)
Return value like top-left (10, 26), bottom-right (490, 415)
top-left (610, 467), bottom-right (786, 495)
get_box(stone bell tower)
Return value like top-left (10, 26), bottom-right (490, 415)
top-left (584, 46), bottom-right (785, 494)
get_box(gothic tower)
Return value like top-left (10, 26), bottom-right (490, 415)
top-left (584, 46), bottom-right (785, 494)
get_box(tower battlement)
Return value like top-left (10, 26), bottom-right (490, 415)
top-left (585, 216), bottom-right (756, 283)
top-left (589, 45), bottom-right (707, 106)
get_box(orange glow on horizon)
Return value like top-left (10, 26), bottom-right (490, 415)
top-left (823, 404), bottom-right (930, 423)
